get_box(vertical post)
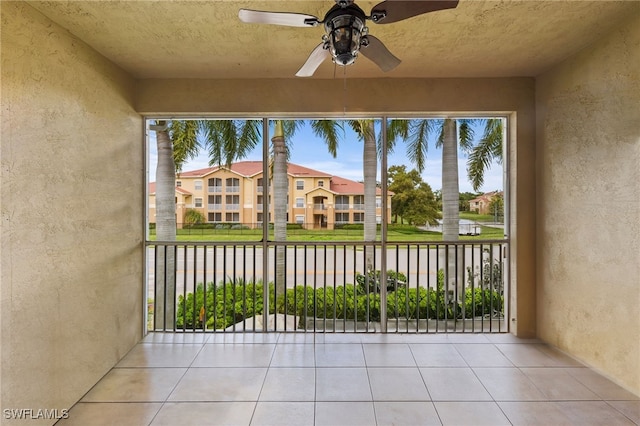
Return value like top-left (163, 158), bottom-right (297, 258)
top-left (262, 118), bottom-right (270, 332)
top-left (380, 117), bottom-right (388, 333)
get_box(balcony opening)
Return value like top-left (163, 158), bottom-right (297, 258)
top-left (146, 116), bottom-right (508, 333)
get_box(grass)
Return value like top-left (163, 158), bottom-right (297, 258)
top-left (149, 222), bottom-right (504, 242)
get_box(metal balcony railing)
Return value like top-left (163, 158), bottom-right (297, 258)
top-left (147, 240), bottom-right (507, 333)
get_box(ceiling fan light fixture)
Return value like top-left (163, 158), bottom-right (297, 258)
top-left (324, 6), bottom-right (366, 66)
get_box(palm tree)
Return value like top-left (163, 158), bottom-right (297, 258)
top-left (152, 119), bottom-right (200, 330)
top-left (467, 118), bottom-right (504, 192)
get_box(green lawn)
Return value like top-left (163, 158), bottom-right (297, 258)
top-left (149, 223), bottom-right (504, 242)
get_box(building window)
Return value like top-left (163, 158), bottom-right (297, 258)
top-left (225, 195), bottom-right (240, 210)
top-left (353, 195), bottom-right (364, 210)
top-left (194, 180), bottom-right (203, 190)
top-left (376, 197), bottom-right (382, 208)
top-left (295, 197), bottom-right (304, 208)
top-left (257, 178), bottom-right (263, 193)
top-left (295, 215), bottom-right (304, 224)
top-left (208, 178), bottom-right (222, 193)
top-left (376, 215), bottom-right (382, 224)
top-left (226, 178), bottom-right (240, 192)
top-left (335, 195), bottom-right (349, 210)
top-left (296, 180), bottom-right (304, 190)
top-left (257, 212), bottom-right (263, 223)
top-left (335, 212), bottom-right (349, 224)
top-left (353, 212), bottom-right (364, 223)
top-left (195, 198), bottom-right (202, 208)
top-left (318, 180), bottom-right (324, 187)
top-left (225, 212), bottom-right (239, 222)
top-left (176, 181), bottom-right (182, 187)
top-left (208, 212), bottom-right (221, 222)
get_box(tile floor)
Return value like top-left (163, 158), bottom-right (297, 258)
top-left (58, 333), bottom-right (639, 425)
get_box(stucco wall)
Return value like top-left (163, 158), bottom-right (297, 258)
top-left (536, 11), bottom-right (640, 394)
top-left (1, 3), bottom-right (143, 423)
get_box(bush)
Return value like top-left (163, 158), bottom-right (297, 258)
top-left (176, 278), bottom-right (275, 329)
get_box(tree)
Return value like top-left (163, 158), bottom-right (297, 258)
top-left (488, 192), bottom-right (504, 221)
top-left (184, 209), bottom-right (205, 226)
top-left (387, 165), bottom-right (439, 226)
top-left (152, 119), bottom-right (200, 329)
top-left (467, 118), bottom-right (504, 192)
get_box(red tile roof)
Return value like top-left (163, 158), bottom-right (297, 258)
top-left (148, 182), bottom-right (191, 195)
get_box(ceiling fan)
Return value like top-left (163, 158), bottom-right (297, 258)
top-left (238, 0), bottom-right (459, 77)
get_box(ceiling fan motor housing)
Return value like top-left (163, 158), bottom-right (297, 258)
top-left (323, 4), bottom-right (368, 66)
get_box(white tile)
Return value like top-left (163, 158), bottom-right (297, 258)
top-left (362, 343), bottom-right (416, 367)
top-left (474, 367), bottom-right (547, 401)
top-left (316, 368), bottom-right (372, 401)
top-left (270, 343), bottom-right (316, 367)
top-left (251, 402), bottom-right (315, 426)
top-left (57, 403), bottom-right (161, 425)
top-left (368, 367), bottom-right (431, 401)
top-left (420, 367), bottom-right (492, 401)
top-left (259, 368), bottom-right (316, 401)
top-left (117, 343), bottom-right (203, 367)
top-left (435, 401), bottom-right (511, 426)
top-left (454, 343), bottom-right (514, 367)
top-left (151, 402), bottom-right (254, 425)
top-left (82, 368), bottom-right (186, 402)
top-left (168, 368), bottom-right (267, 401)
top-left (315, 402), bottom-right (376, 426)
top-left (315, 343), bottom-right (366, 367)
top-left (191, 344), bottom-right (275, 367)
top-left (374, 401), bottom-right (441, 425)
top-left (520, 368), bottom-right (600, 400)
top-left (556, 401), bottom-right (637, 425)
top-left (563, 368), bottom-right (640, 400)
top-left (409, 343), bottom-right (468, 367)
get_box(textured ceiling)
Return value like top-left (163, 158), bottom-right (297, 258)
top-left (27, 1), bottom-right (637, 79)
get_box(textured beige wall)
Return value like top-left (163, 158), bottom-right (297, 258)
top-left (536, 12), bottom-right (640, 394)
top-left (1, 3), bottom-right (143, 423)
top-left (138, 77), bottom-right (538, 337)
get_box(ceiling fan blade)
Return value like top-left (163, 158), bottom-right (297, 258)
top-left (296, 43), bottom-right (330, 77)
top-left (238, 9), bottom-right (320, 27)
top-left (360, 36), bottom-right (401, 72)
top-left (370, 0), bottom-right (459, 24)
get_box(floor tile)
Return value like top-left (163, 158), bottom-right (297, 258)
top-left (374, 401), bottom-right (441, 425)
top-left (143, 332), bottom-right (209, 344)
top-left (454, 343), bottom-right (514, 367)
top-left (315, 367), bottom-right (372, 401)
top-left (473, 367), bottom-right (547, 401)
top-left (259, 368), bottom-right (316, 401)
top-left (116, 343), bottom-right (203, 368)
top-left (206, 332), bottom-right (280, 344)
top-left (315, 343), bottom-right (366, 367)
top-left (556, 401), bottom-right (636, 425)
top-left (368, 367), bottom-right (431, 401)
top-left (520, 367), bottom-right (600, 400)
top-left (409, 343), bottom-right (468, 367)
top-left (420, 367), bottom-right (492, 401)
top-left (435, 401), bottom-right (511, 425)
top-left (608, 400), bottom-right (640, 424)
top-left (57, 402), bottom-right (161, 425)
top-left (270, 343), bottom-right (316, 367)
top-left (534, 345), bottom-right (583, 366)
top-left (315, 401), bottom-right (376, 426)
top-left (498, 401), bottom-right (573, 425)
top-left (494, 343), bottom-right (560, 367)
top-left (563, 367), bottom-right (640, 400)
top-left (191, 344), bottom-right (275, 367)
top-left (150, 402), bottom-right (255, 425)
top-left (81, 368), bottom-right (186, 402)
top-left (485, 334), bottom-right (542, 344)
top-left (362, 343), bottom-right (416, 367)
top-left (168, 368), bottom-right (267, 401)
top-left (251, 401), bottom-right (315, 426)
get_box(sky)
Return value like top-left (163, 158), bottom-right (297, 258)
top-left (147, 119), bottom-right (504, 194)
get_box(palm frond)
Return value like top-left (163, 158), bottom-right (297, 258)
top-left (310, 120), bottom-right (344, 158)
top-left (405, 119), bottom-right (433, 172)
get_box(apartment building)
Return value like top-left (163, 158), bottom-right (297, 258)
top-left (149, 161), bottom-right (392, 229)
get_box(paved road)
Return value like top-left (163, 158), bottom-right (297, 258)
top-left (147, 244), bottom-right (503, 299)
